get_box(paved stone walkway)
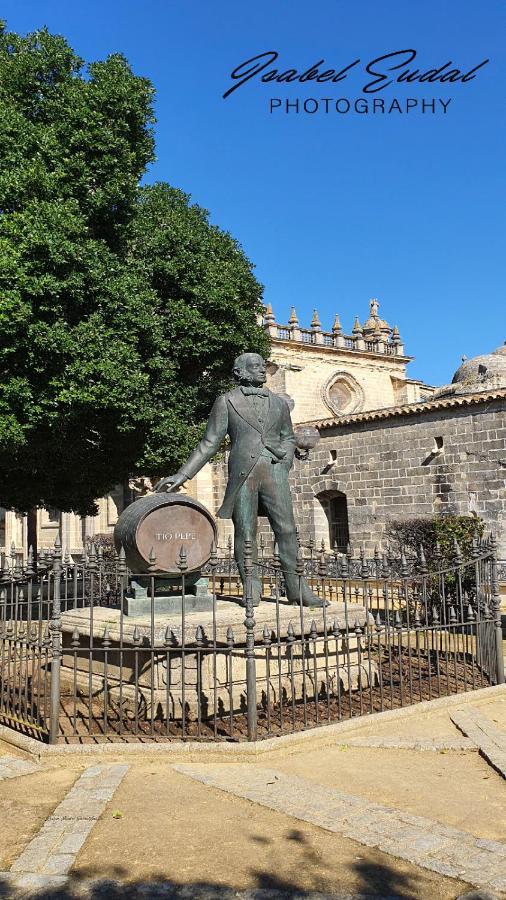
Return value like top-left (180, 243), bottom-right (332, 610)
top-left (175, 764), bottom-right (506, 895)
top-left (0, 755), bottom-right (40, 780)
top-left (450, 707), bottom-right (506, 778)
top-left (335, 737), bottom-right (476, 751)
top-left (6, 764), bottom-right (128, 894)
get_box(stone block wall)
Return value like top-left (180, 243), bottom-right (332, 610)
top-left (289, 398), bottom-right (506, 556)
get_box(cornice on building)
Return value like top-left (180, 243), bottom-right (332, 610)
top-left (303, 389), bottom-right (506, 430)
top-left (271, 336), bottom-right (413, 364)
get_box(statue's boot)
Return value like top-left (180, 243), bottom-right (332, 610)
top-left (284, 576), bottom-right (329, 608)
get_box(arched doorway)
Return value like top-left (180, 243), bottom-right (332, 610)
top-left (315, 490), bottom-right (350, 551)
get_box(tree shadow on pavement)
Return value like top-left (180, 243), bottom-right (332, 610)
top-left (0, 827), bottom-right (464, 899)
top-left (0, 871), bottom-right (408, 899)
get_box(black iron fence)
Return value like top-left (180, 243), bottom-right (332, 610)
top-left (0, 536), bottom-right (504, 744)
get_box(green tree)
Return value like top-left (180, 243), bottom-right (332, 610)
top-left (0, 24), bottom-right (268, 516)
top-left (129, 182), bottom-right (269, 474)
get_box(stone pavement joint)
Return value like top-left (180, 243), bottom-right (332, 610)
top-left (336, 737), bottom-right (476, 751)
top-left (174, 763), bottom-right (506, 893)
top-left (450, 707), bottom-right (506, 779)
top-left (0, 754), bottom-right (40, 780)
top-left (9, 763), bottom-right (128, 879)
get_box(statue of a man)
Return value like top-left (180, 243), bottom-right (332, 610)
top-left (156, 352), bottom-right (324, 607)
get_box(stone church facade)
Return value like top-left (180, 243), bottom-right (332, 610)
top-left (2, 300), bottom-right (505, 558)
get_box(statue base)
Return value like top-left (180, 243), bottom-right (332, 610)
top-left (122, 576), bottom-right (214, 617)
top-left (60, 599), bottom-right (372, 724)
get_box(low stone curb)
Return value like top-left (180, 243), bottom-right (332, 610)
top-left (174, 763), bottom-right (506, 894)
top-left (0, 683), bottom-right (504, 760)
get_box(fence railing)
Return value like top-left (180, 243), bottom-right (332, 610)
top-left (0, 536), bottom-right (503, 744)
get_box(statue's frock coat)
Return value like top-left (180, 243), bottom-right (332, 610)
top-left (179, 387), bottom-right (296, 519)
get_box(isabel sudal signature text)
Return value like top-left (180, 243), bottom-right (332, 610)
top-left (223, 49), bottom-right (489, 115)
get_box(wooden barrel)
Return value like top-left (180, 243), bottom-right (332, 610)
top-left (114, 493), bottom-right (217, 575)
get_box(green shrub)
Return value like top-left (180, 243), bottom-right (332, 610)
top-left (385, 515), bottom-right (485, 566)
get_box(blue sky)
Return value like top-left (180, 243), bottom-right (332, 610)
top-left (2, 1), bottom-right (504, 386)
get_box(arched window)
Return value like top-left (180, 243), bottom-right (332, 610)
top-left (316, 490), bottom-right (350, 551)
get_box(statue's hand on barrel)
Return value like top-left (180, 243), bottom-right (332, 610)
top-left (155, 472), bottom-right (187, 493)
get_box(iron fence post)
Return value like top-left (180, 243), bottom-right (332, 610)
top-left (49, 540), bottom-right (62, 744)
top-left (244, 538), bottom-right (257, 741)
top-left (490, 534), bottom-right (505, 685)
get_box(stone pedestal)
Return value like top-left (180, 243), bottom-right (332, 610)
top-left (60, 600), bottom-right (374, 723)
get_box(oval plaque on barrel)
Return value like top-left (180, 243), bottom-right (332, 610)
top-left (114, 493), bottom-right (217, 575)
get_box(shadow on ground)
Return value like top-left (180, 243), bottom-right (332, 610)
top-left (0, 859), bottom-right (433, 900)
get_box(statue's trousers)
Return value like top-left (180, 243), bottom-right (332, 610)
top-left (232, 453), bottom-right (301, 601)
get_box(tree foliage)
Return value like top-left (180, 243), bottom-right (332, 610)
top-left (0, 23), bottom-right (268, 514)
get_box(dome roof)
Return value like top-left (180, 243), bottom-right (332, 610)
top-left (432, 342), bottom-right (506, 399)
top-left (362, 299), bottom-right (391, 337)
top-left (451, 343), bottom-right (506, 389)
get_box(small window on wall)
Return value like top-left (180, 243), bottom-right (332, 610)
top-left (316, 490), bottom-right (350, 551)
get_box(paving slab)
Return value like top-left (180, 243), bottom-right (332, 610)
top-left (336, 737), bottom-right (476, 751)
top-left (0, 755), bottom-right (40, 781)
top-left (9, 764), bottom-right (128, 879)
top-left (175, 763), bottom-right (506, 893)
top-left (450, 707), bottom-right (506, 778)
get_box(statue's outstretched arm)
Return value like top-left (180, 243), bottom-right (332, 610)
top-left (156, 396), bottom-right (229, 492)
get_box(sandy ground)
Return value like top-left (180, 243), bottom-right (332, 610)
top-left (72, 764), bottom-right (469, 899)
top-left (0, 693), bottom-right (505, 898)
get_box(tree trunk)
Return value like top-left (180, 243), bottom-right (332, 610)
top-left (27, 507), bottom-right (38, 567)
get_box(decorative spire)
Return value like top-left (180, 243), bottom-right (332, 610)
top-left (332, 314), bottom-right (342, 334)
top-left (310, 308), bottom-right (321, 330)
top-left (352, 316), bottom-right (365, 350)
top-left (288, 306), bottom-right (299, 325)
top-left (264, 302), bottom-right (275, 322)
top-left (263, 301), bottom-right (278, 337)
top-left (391, 325), bottom-right (404, 355)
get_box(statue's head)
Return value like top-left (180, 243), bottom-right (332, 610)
top-left (233, 352), bottom-right (267, 387)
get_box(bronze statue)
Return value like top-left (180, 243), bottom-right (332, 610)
top-left (156, 352), bottom-right (324, 606)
